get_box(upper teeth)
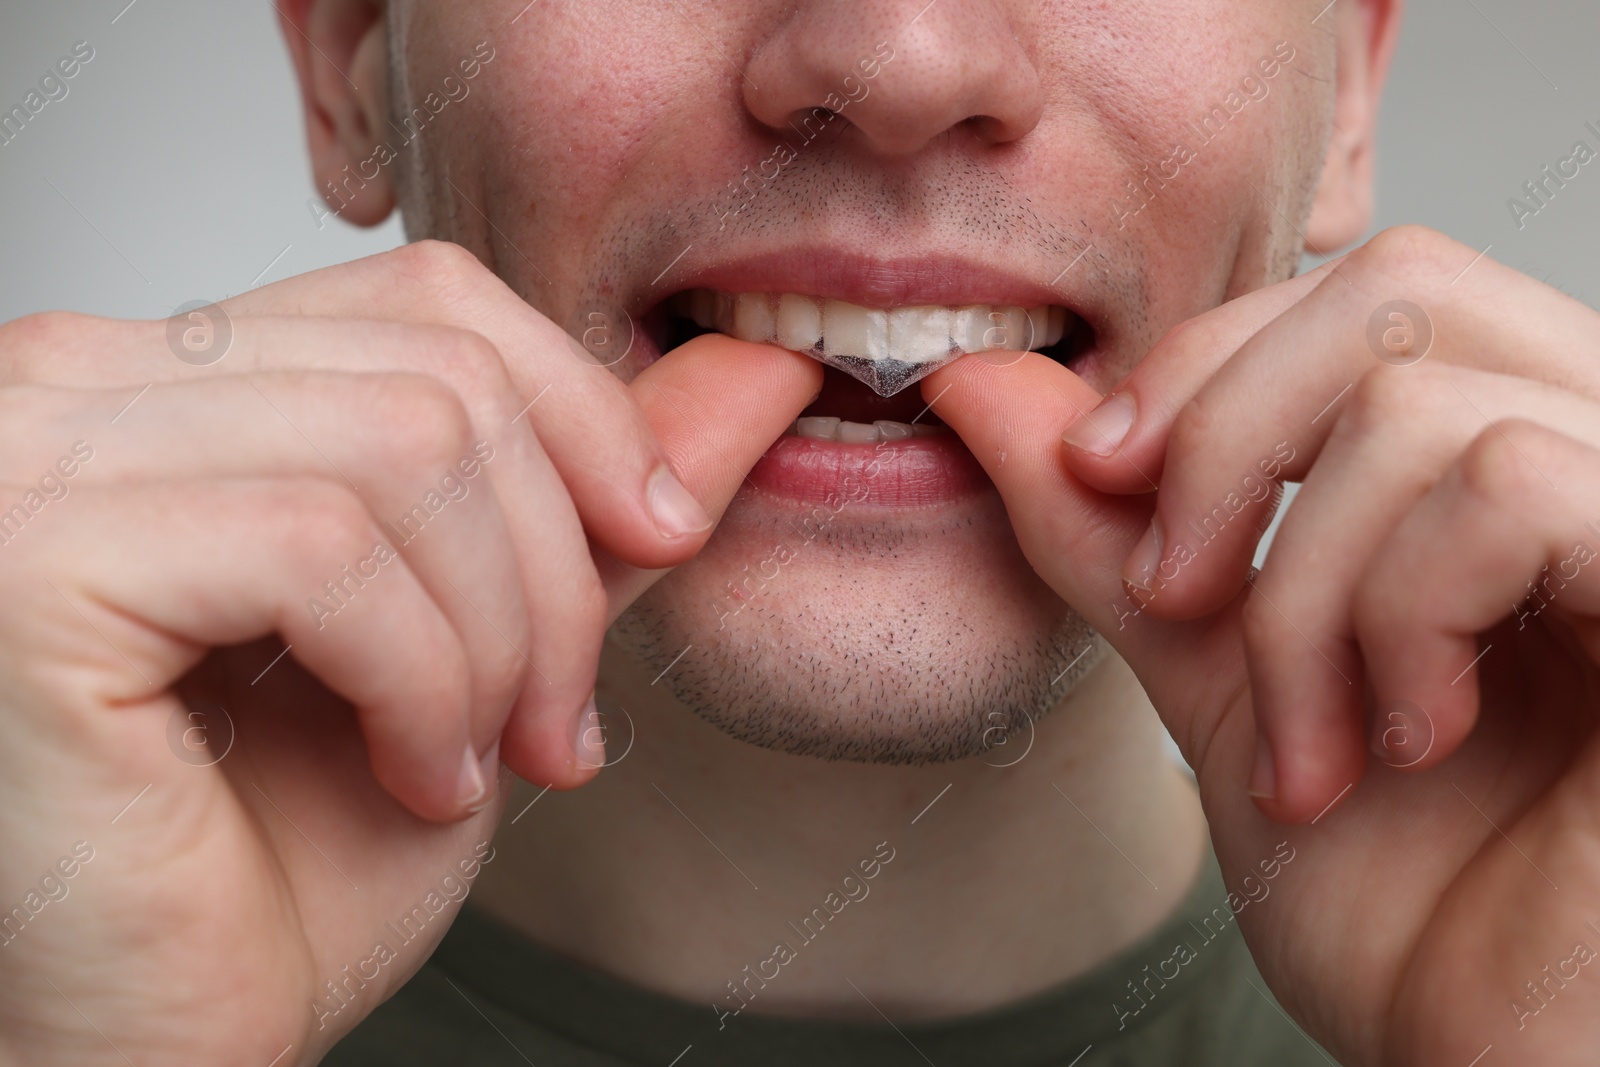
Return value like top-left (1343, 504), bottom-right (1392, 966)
top-left (678, 291), bottom-right (1068, 366)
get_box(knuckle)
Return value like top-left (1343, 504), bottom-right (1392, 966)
top-left (383, 240), bottom-right (527, 346)
top-left (521, 574), bottom-right (605, 708)
top-left (1239, 584), bottom-right (1290, 659)
top-left (572, 575), bottom-right (608, 639)
top-left (393, 239), bottom-right (489, 288)
top-left (373, 373), bottom-right (477, 472)
top-left (432, 326), bottom-right (517, 421)
top-left (0, 310), bottom-right (87, 347)
top-left (1148, 313), bottom-right (1222, 366)
top-left (481, 631), bottom-right (531, 702)
top-left (0, 311), bottom-right (97, 377)
top-left (1352, 225), bottom-right (1467, 287)
top-left (1145, 318), bottom-right (1197, 363)
top-left (1165, 392), bottom-right (1222, 466)
top-left (272, 478), bottom-right (379, 559)
top-left (1457, 420), bottom-right (1556, 504)
top-left (1350, 564), bottom-right (1396, 645)
top-left (388, 241), bottom-right (514, 321)
top-left (1341, 363), bottom-right (1443, 438)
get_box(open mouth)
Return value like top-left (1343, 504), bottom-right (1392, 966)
top-left (635, 285), bottom-right (1096, 506)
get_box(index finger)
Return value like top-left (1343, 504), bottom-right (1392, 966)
top-left (597, 333), bottom-right (823, 622)
top-left (1061, 257), bottom-right (1345, 495)
top-left (0, 316), bottom-right (607, 786)
top-left (224, 241), bottom-right (715, 572)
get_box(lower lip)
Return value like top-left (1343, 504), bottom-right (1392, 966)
top-left (746, 434), bottom-right (992, 508)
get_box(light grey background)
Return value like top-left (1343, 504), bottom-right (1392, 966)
top-left (0, 1), bottom-right (404, 324)
top-left (1, 0), bottom-right (1596, 319)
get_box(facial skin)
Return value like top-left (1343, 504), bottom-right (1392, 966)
top-left (19, 3), bottom-right (1600, 1061)
top-left (289, 0), bottom-right (1378, 765)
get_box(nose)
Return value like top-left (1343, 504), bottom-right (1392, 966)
top-left (743, 0), bottom-right (1043, 158)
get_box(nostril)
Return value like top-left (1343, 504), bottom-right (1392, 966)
top-left (742, 4), bottom-right (1041, 160)
top-left (780, 106), bottom-right (849, 148)
top-left (965, 113), bottom-right (1024, 146)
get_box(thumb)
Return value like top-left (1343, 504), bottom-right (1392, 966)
top-left (922, 352), bottom-right (1151, 641)
top-left (600, 334), bottom-right (822, 621)
top-left (921, 354), bottom-right (1244, 730)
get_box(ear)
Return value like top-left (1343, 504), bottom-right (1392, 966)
top-left (1303, 0), bottom-right (1404, 252)
top-left (278, 0), bottom-right (394, 226)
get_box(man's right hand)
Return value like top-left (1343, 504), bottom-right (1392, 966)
top-left (0, 240), bottom-right (819, 1066)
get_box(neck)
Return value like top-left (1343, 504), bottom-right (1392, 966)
top-left (473, 637), bottom-right (1206, 1022)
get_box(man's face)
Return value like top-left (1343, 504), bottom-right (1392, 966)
top-left (379, 0), bottom-right (1337, 762)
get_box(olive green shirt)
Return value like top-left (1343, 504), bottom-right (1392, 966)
top-left (324, 848), bottom-right (1335, 1066)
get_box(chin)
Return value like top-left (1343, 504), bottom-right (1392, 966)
top-left (604, 247), bottom-right (1116, 760)
top-left (610, 477), bottom-right (1103, 764)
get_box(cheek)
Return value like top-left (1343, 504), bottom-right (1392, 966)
top-left (1029, 1), bottom-right (1329, 353)
top-left (478, 7), bottom-right (746, 215)
top-left (406, 1), bottom-right (762, 312)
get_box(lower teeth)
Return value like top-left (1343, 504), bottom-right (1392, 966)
top-left (789, 417), bottom-right (943, 443)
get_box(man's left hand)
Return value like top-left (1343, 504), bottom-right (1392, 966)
top-left (927, 225), bottom-right (1600, 1066)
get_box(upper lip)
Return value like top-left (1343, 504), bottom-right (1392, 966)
top-left (644, 247), bottom-right (1089, 317)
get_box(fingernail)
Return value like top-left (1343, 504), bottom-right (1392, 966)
top-left (456, 741), bottom-right (489, 812)
top-left (648, 465), bottom-right (713, 539)
top-left (1122, 517), bottom-right (1163, 590)
top-left (1247, 732), bottom-right (1277, 800)
top-left (1063, 392), bottom-right (1137, 456)
top-left (572, 693), bottom-right (606, 769)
